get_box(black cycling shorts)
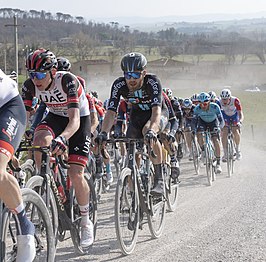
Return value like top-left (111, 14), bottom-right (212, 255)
top-left (36, 112), bottom-right (91, 166)
top-left (0, 95), bottom-right (26, 159)
top-left (197, 118), bottom-right (220, 138)
top-left (126, 108), bottom-right (169, 139)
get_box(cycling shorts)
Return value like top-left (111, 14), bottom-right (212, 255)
top-left (36, 112), bottom-right (91, 166)
top-left (222, 112), bottom-right (239, 126)
top-left (0, 95), bottom-right (26, 159)
top-left (197, 118), bottom-right (220, 138)
top-left (126, 108), bottom-right (168, 139)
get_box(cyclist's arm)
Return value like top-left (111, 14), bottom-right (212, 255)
top-left (235, 98), bottom-right (244, 123)
top-left (30, 102), bottom-right (47, 132)
top-left (148, 105), bottom-right (161, 133)
top-left (61, 107), bottom-right (80, 140)
top-left (101, 110), bottom-right (117, 133)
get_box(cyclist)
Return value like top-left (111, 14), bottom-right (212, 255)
top-left (191, 93), bottom-right (199, 106)
top-left (21, 49), bottom-right (94, 248)
top-left (0, 69), bottom-right (36, 261)
top-left (181, 98), bottom-right (196, 161)
top-left (208, 91), bottom-right (221, 107)
top-left (96, 52), bottom-right (168, 196)
top-left (193, 92), bottom-right (225, 173)
top-left (220, 88), bottom-right (244, 161)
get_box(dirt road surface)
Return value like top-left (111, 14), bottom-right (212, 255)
top-left (55, 136), bottom-right (266, 262)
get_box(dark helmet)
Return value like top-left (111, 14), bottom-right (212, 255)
top-left (57, 57), bottom-right (71, 71)
top-left (26, 48), bottom-right (57, 71)
top-left (120, 52), bottom-right (147, 72)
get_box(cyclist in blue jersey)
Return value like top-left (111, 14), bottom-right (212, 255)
top-left (96, 52), bottom-right (168, 196)
top-left (193, 92), bottom-right (225, 173)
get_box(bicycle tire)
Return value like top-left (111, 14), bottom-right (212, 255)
top-left (227, 138), bottom-right (234, 177)
top-left (191, 138), bottom-right (200, 175)
top-left (147, 167), bottom-right (166, 238)
top-left (25, 174), bottom-right (58, 239)
top-left (1, 188), bottom-right (55, 262)
top-left (164, 163), bottom-right (179, 212)
top-left (69, 173), bottom-right (98, 255)
top-left (114, 167), bottom-right (139, 255)
top-left (205, 145), bottom-right (212, 186)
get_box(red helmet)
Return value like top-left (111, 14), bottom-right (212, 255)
top-left (26, 48), bottom-right (57, 71)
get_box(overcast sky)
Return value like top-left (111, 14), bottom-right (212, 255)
top-left (1, 0), bottom-right (266, 19)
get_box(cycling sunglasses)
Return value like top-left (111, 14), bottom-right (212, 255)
top-left (124, 72), bottom-right (142, 80)
top-left (29, 71), bottom-right (48, 80)
top-left (200, 100), bottom-right (209, 106)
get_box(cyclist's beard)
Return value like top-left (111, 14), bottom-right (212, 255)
top-left (127, 78), bottom-right (143, 92)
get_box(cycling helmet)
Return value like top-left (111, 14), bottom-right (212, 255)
top-left (178, 97), bottom-right (184, 105)
top-left (26, 48), bottom-right (57, 71)
top-left (220, 88), bottom-right (231, 99)
top-left (191, 93), bottom-right (199, 102)
top-left (57, 57), bottom-right (71, 71)
top-left (182, 98), bottom-right (193, 109)
top-left (163, 88), bottom-right (173, 99)
top-left (208, 91), bottom-right (216, 100)
top-left (91, 91), bottom-right (98, 99)
top-left (121, 52), bottom-right (147, 72)
top-left (198, 92), bottom-right (210, 103)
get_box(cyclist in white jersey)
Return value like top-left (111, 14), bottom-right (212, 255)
top-left (0, 69), bottom-right (36, 261)
top-left (220, 88), bottom-right (244, 161)
top-left (21, 49), bottom-right (94, 248)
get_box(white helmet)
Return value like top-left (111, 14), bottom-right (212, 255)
top-left (220, 89), bottom-right (231, 99)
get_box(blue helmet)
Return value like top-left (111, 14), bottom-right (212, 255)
top-left (198, 92), bottom-right (210, 103)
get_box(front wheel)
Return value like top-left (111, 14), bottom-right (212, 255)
top-left (1, 188), bottom-right (56, 262)
top-left (115, 168), bottom-right (139, 255)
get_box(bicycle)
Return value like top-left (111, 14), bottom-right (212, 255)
top-left (0, 188), bottom-right (56, 261)
top-left (199, 129), bottom-right (217, 186)
top-left (111, 138), bottom-right (166, 255)
top-left (20, 145), bottom-right (97, 254)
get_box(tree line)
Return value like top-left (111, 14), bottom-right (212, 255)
top-left (1, 7), bottom-right (266, 73)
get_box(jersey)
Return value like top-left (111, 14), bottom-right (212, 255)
top-left (107, 74), bottom-right (162, 112)
top-left (193, 102), bottom-right (223, 123)
top-left (220, 96), bottom-right (242, 117)
top-left (0, 69), bottom-right (19, 108)
top-left (22, 71), bottom-right (90, 117)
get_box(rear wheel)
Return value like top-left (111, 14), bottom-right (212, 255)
top-left (147, 169), bottom-right (166, 238)
top-left (227, 138), bottom-right (234, 177)
top-left (205, 146), bottom-right (212, 186)
top-left (115, 168), bottom-right (139, 255)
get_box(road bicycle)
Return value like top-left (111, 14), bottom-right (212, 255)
top-left (20, 145), bottom-right (97, 255)
top-left (0, 188), bottom-right (55, 261)
top-left (111, 138), bottom-right (166, 255)
top-left (200, 129), bottom-right (217, 186)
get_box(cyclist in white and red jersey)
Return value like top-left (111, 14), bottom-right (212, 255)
top-left (0, 69), bottom-right (36, 261)
top-left (220, 88), bottom-right (244, 161)
top-left (21, 49), bottom-right (94, 248)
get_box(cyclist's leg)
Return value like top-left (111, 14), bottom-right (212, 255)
top-left (210, 121), bottom-right (222, 173)
top-left (232, 116), bottom-right (242, 159)
top-left (68, 115), bottom-right (94, 247)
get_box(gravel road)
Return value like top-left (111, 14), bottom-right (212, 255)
top-left (55, 137), bottom-right (266, 262)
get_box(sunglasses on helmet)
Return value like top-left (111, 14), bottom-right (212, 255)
top-left (29, 71), bottom-right (48, 80)
top-left (124, 71), bottom-right (142, 80)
